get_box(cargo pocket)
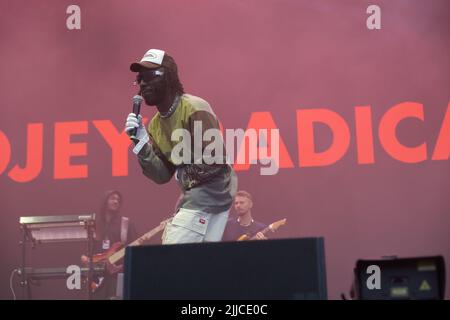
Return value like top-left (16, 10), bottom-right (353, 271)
top-left (162, 209), bottom-right (210, 244)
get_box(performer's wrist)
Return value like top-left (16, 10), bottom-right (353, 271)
top-left (133, 134), bottom-right (150, 154)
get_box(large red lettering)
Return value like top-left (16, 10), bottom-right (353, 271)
top-left (297, 109), bottom-right (350, 167)
top-left (355, 106), bottom-right (375, 164)
top-left (379, 102), bottom-right (426, 163)
top-left (233, 112), bottom-right (294, 171)
top-left (8, 123), bottom-right (43, 182)
top-left (54, 121), bottom-right (88, 179)
top-left (93, 120), bottom-right (131, 177)
top-left (0, 130), bottom-right (11, 176)
top-left (432, 102), bottom-right (450, 160)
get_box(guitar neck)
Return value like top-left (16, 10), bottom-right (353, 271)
top-left (108, 224), bottom-right (165, 265)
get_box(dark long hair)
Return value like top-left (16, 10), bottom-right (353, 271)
top-left (95, 190), bottom-right (123, 240)
top-left (162, 54), bottom-right (184, 96)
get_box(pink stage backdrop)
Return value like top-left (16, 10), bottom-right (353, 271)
top-left (0, 0), bottom-right (449, 299)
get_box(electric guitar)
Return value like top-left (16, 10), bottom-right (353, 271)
top-left (237, 218), bottom-right (287, 241)
top-left (92, 218), bottom-right (171, 266)
top-left (85, 218), bottom-right (171, 293)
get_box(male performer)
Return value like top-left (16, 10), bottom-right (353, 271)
top-left (222, 190), bottom-right (268, 241)
top-left (125, 49), bottom-right (237, 244)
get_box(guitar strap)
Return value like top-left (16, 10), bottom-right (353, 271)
top-left (120, 216), bottom-right (129, 244)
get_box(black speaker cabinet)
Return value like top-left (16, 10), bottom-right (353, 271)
top-left (123, 237), bottom-right (327, 300)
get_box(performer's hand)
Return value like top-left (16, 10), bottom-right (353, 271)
top-left (80, 254), bottom-right (90, 265)
top-left (125, 113), bottom-right (149, 154)
top-left (255, 232), bottom-right (267, 240)
top-left (125, 113), bottom-right (147, 139)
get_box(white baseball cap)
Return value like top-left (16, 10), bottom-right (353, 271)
top-left (130, 49), bottom-right (166, 72)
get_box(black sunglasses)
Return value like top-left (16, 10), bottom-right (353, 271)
top-left (135, 68), bottom-right (164, 84)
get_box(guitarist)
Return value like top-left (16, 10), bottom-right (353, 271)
top-left (81, 190), bottom-right (137, 299)
top-left (222, 191), bottom-right (268, 241)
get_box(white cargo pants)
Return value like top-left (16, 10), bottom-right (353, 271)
top-left (162, 208), bottom-right (229, 244)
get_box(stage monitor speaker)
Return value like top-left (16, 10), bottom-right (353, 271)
top-left (123, 237), bottom-right (327, 300)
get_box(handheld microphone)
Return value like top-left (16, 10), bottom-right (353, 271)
top-left (130, 95), bottom-right (143, 138)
